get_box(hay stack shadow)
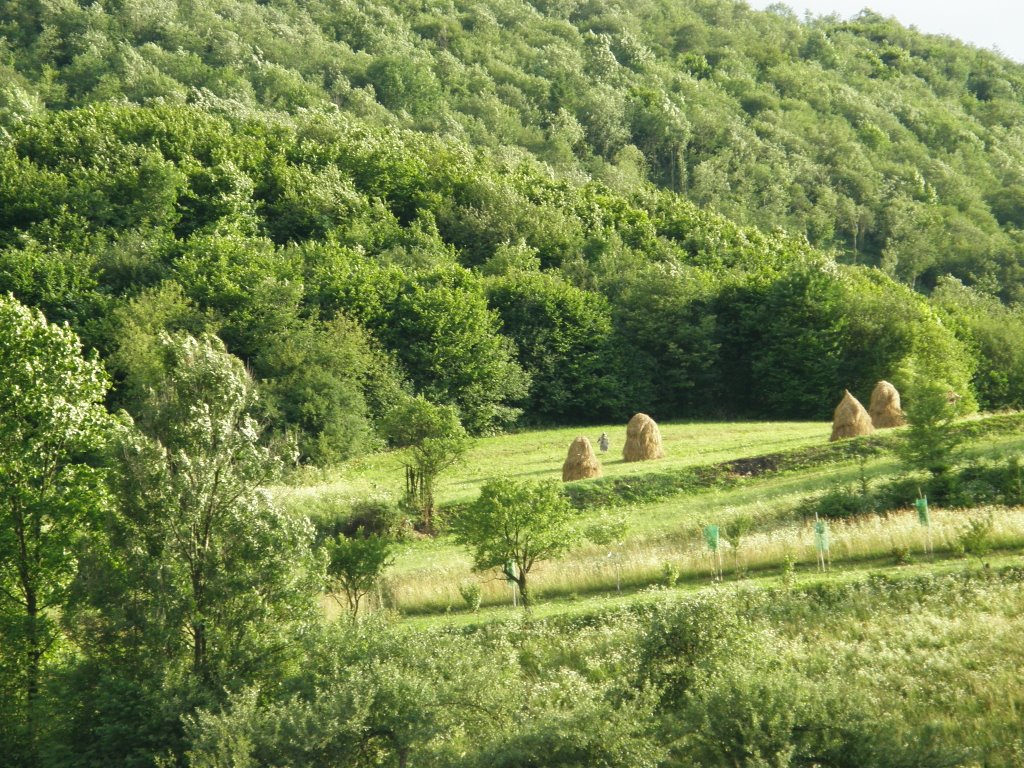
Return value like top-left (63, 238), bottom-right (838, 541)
top-left (623, 413), bottom-right (664, 462)
top-left (830, 390), bottom-right (874, 442)
top-left (562, 436), bottom-right (602, 481)
top-left (868, 380), bottom-right (905, 428)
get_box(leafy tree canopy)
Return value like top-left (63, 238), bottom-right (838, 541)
top-left (0, 294), bottom-right (117, 764)
top-left (451, 478), bottom-right (581, 607)
top-left (2, 0), bottom-right (1024, 445)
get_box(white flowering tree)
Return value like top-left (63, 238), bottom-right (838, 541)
top-left (0, 295), bottom-right (115, 761)
top-left (117, 332), bottom-right (317, 686)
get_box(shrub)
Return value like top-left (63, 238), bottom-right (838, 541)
top-left (677, 661), bottom-right (803, 768)
top-left (898, 368), bottom-right (966, 476)
top-left (946, 457), bottom-right (1024, 507)
top-left (868, 456), bottom-right (1024, 513)
top-left (891, 544), bottom-right (912, 565)
top-left (661, 562), bottom-right (680, 588)
top-left (297, 495), bottom-right (405, 545)
top-left (343, 498), bottom-right (405, 538)
top-left (957, 514), bottom-right (994, 562)
top-left (458, 581), bottom-right (482, 613)
top-left (800, 485), bottom-right (875, 520)
top-left (633, 594), bottom-right (750, 707)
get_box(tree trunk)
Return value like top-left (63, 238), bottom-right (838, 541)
top-left (193, 619), bottom-right (207, 679)
top-left (421, 475), bottom-right (434, 534)
top-left (517, 572), bottom-right (530, 608)
top-left (405, 467), bottom-right (416, 504)
top-left (13, 503), bottom-right (42, 764)
top-left (191, 565), bottom-right (208, 681)
top-left (24, 582), bottom-right (38, 696)
top-left (25, 587), bottom-right (41, 761)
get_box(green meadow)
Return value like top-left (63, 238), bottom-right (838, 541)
top-left (279, 419), bottom-right (831, 506)
top-left (277, 417), bottom-right (1024, 765)
top-left (280, 415), bottom-right (1024, 619)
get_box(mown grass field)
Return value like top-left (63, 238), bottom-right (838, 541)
top-left (278, 416), bottom-right (1024, 621)
top-left (279, 420), bottom-right (831, 508)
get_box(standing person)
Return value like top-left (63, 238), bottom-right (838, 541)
top-left (598, 432), bottom-right (610, 453)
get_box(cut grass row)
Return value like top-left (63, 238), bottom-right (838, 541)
top-left (278, 419), bottom-right (831, 509)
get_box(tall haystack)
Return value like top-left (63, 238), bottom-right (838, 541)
top-left (830, 390), bottom-right (875, 442)
top-left (562, 436), bottom-right (602, 481)
top-left (623, 413), bottom-right (665, 462)
top-left (868, 380), bottom-right (905, 428)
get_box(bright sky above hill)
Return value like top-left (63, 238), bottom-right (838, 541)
top-left (745, 0), bottom-right (1024, 63)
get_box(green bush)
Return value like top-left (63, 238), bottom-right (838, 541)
top-left (342, 499), bottom-right (406, 539)
top-left (947, 457), bottom-right (1024, 507)
top-left (633, 594), bottom-right (750, 707)
top-left (296, 494), bottom-right (405, 545)
top-left (957, 514), bottom-right (994, 561)
top-left (458, 581), bottom-right (482, 612)
top-left (868, 456), bottom-right (1024, 513)
top-left (800, 485), bottom-right (876, 520)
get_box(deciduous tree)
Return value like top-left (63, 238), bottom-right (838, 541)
top-left (326, 530), bottom-right (394, 618)
top-left (0, 295), bottom-right (115, 764)
top-left (381, 395), bottom-right (468, 533)
top-left (450, 478), bottom-right (580, 607)
top-left (114, 332), bottom-right (318, 686)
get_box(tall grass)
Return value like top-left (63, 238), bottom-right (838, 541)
top-left (383, 506), bottom-right (1024, 614)
top-left (293, 414), bottom-right (1024, 618)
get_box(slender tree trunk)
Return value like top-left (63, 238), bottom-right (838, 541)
top-left (517, 572), bottom-right (529, 608)
top-left (25, 586), bottom-right (41, 761)
top-left (14, 503), bottom-right (43, 764)
top-left (26, 589), bottom-right (39, 698)
top-left (421, 476), bottom-right (434, 534)
top-left (193, 620), bottom-right (206, 678)
top-left (405, 467), bottom-right (416, 504)
top-left (191, 565), bottom-right (208, 681)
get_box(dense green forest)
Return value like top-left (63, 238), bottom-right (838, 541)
top-left (5, 0), bottom-right (1024, 764)
top-left (2, 0), bottom-right (1024, 459)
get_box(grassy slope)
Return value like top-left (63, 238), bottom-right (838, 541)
top-left (280, 420), bottom-right (831, 508)
top-left (286, 417), bottom-right (1024, 619)
top-left (297, 418), bottom-right (1024, 764)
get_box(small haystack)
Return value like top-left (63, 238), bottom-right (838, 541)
top-left (868, 380), bottom-right (905, 428)
top-left (562, 436), bottom-right (602, 481)
top-left (623, 413), bottom-right (665, 462)
top-left (830, 390), bottom-right (875, 442)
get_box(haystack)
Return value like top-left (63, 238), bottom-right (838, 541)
top-left (830, 390), bottom-right (875, 442)
top-left (868, 380), bottom-right (905, 428)
top-left (562, 436), bottom-right (602, 481)
top-left (623, 413), bottom-right (665, 462)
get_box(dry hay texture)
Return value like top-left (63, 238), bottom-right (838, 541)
top-left (830, 390), bottom-right (875, 442)
top-left (562, 436), bottom-right (602, 481)
top-left (622, 413), bottom-right (665, 462)
top-left (868, 380), bottom-right (905, 428)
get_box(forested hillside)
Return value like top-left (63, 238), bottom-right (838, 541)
top-left (7, 2), bottom-right (1024, 766)
top-left (3, 0), bottom-right (1024, 459)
